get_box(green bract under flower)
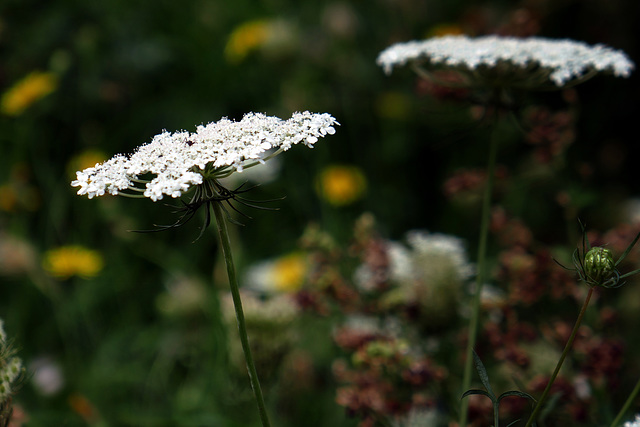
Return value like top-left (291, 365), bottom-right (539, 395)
top-left (71, 111), bottom-right (339, 201)
top-left (377, 35), bottom-right (634, 88)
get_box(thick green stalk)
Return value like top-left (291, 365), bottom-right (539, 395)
top-left (459, 123), bottom-right (500, 426)
top-left (609, 376), bottom-right (640, 427)
top-left (524, 287), bottom-right (594, 427)
top-left (212, 201), bottom-right (272, 427)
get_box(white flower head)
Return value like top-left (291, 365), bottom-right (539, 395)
top-left (71, 111), bottom-right (339, 201)
top-left (624, 414), bottom-right (640, 427)
top-left (388, 230), bottom-right (474, 285)
top-left (377, 35), bottom-right (634, 87)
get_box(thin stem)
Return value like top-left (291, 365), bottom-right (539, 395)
top-left (524, 287), bottom-right (595, 427)
top-left (610, 376), bottom-right (640, 427)
top-left (459, 120), bottom-right (500, 426)
top-left (211, 200), bottom-right (272, 427)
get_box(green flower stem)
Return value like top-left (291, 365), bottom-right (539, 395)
top-left (211, 201), bottom-right (272, 427)
top-left (459, 122), bottom-right (500, 427)
top-left (610, 376), bottom-right (640, 427)
top-left (524, 286), bottom-right (595, 427)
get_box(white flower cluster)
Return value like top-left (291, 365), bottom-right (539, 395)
top-left (0, 319), bottom-right (23, 402)
top-left (387, 230), bottom-right (474, 285)
top-left (377, 35), bottom-right (634, 86)
top-left (71, 111), bottom-right (339, 201)
top-left (625, 415), bottom-right (640, 427)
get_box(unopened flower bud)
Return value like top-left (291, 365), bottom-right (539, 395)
top-left (584, 247), bottom-right (615, 284)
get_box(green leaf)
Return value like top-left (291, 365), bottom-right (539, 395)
top-left (473, 350), bottom-right (495, 399)
top-left (462, 389), bottom-right (494, 402)
top-left (498, 390), bottom-right (537, 403)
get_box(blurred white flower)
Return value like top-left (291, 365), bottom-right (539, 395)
top-left (156, 274), bottom-right (208, 317)
top-left (624, 414), bottom-right (640, 427)
top-left (377, 35), bottom-right (634, 88)
top-left (383, 231), bottom-right (473, 329)
top-left (29, 356), bottom-right (64, 396)
top-left (392, 407), bottom-right (439, 427)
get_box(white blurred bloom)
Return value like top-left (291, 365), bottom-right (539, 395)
top-left (71, 111), bottom-right (339, 201)
top-left (392, 407), bottom-right (439, 427)
top-left (624, 414), bottom-right (640, 427)
top-left (377, 35), bottom-right (634, 87)
top-left (156, 274), bottom-right (208, 316)
top-left (388, 231), bottom-right (474, 284)
top-left (383, 231), bottom-right (473, 328)
top-left (29, 356), bottom-right (64, 396)
top-left (0, 319), bottom-right (23, 401)
top-left (624, 198), bottom-right (640, 224)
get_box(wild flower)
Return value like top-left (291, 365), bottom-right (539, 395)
top-left (42, 245), bottom-right (104, 280)
top-left (71, 111), bottom-right (338, 233)
top-left (377, 35), bottom-right (634, 89)
top-left (0, 232), bottom-right (36, 277)
top-left (377, 231), bottom-right (473, 330)
top-left (29, 357), bottom-right (64, 396)
top-left (224, 19), bottom-right (296, 64)
top-left (315, 165), bottom-right (367, 206)
top-left (245, 252), bottom-right (309, 294)
top-left (1, 71), bottom-right (58, 116)
top-left (0, 319), bottom-right (23, 414)
top-left (624, 414), bottom-right (640, 427)
top-left (70, 111), bottom-right (338, 427)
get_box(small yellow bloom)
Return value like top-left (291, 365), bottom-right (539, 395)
top-left (316, 165), bottom-right (367, 206)
top-left (1, 71), bottom-right (58, 116)
top-left (271, 253), bottom-right (307, 292)
top-left (246, 252), bottom-right (308, 293)
top-left (42, 245), bottom-right (104, 280)
top-left (225, 20), bottom-right (270, 64)
top-left (67, 150), bottom-right (107, 179)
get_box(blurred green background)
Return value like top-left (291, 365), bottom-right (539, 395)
top-left (1, 0), bottom-right (639, 426)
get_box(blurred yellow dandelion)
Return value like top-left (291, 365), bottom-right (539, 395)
top-left (1, 71), bottom-right (58, 116)
top-left (271, 253), bottom-right (307, 292)
top-left (42, 245), bottom-right (104, 279)
top-left (67, 149), bottom-right (107, 179)
top-left (316, 165), bottom-right (367, 206)
top-left (246, 252), bottom-right (308, 293)
top-left (225, 20), bottom-right (270, 64)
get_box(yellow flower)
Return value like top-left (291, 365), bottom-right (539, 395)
top-left (316, 165), bottom-right (367, 206)
top-left (225, 20), bottom-right (270, 64)
top-left (1, 71), bottom-right (58, 116)
top-left (67, 149), bottom-right (107, 179)
top-left (271, 253), bottom-right (307, 292)
top-left (246, 253), bottom-right (308, 293)
top-left (42, 245), bottom-right (104, 280)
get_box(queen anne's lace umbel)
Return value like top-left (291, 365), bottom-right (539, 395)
top-left (71, 111), bottom-right (339, 201)
top-left (377, 35), bottom-right (634, 86)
